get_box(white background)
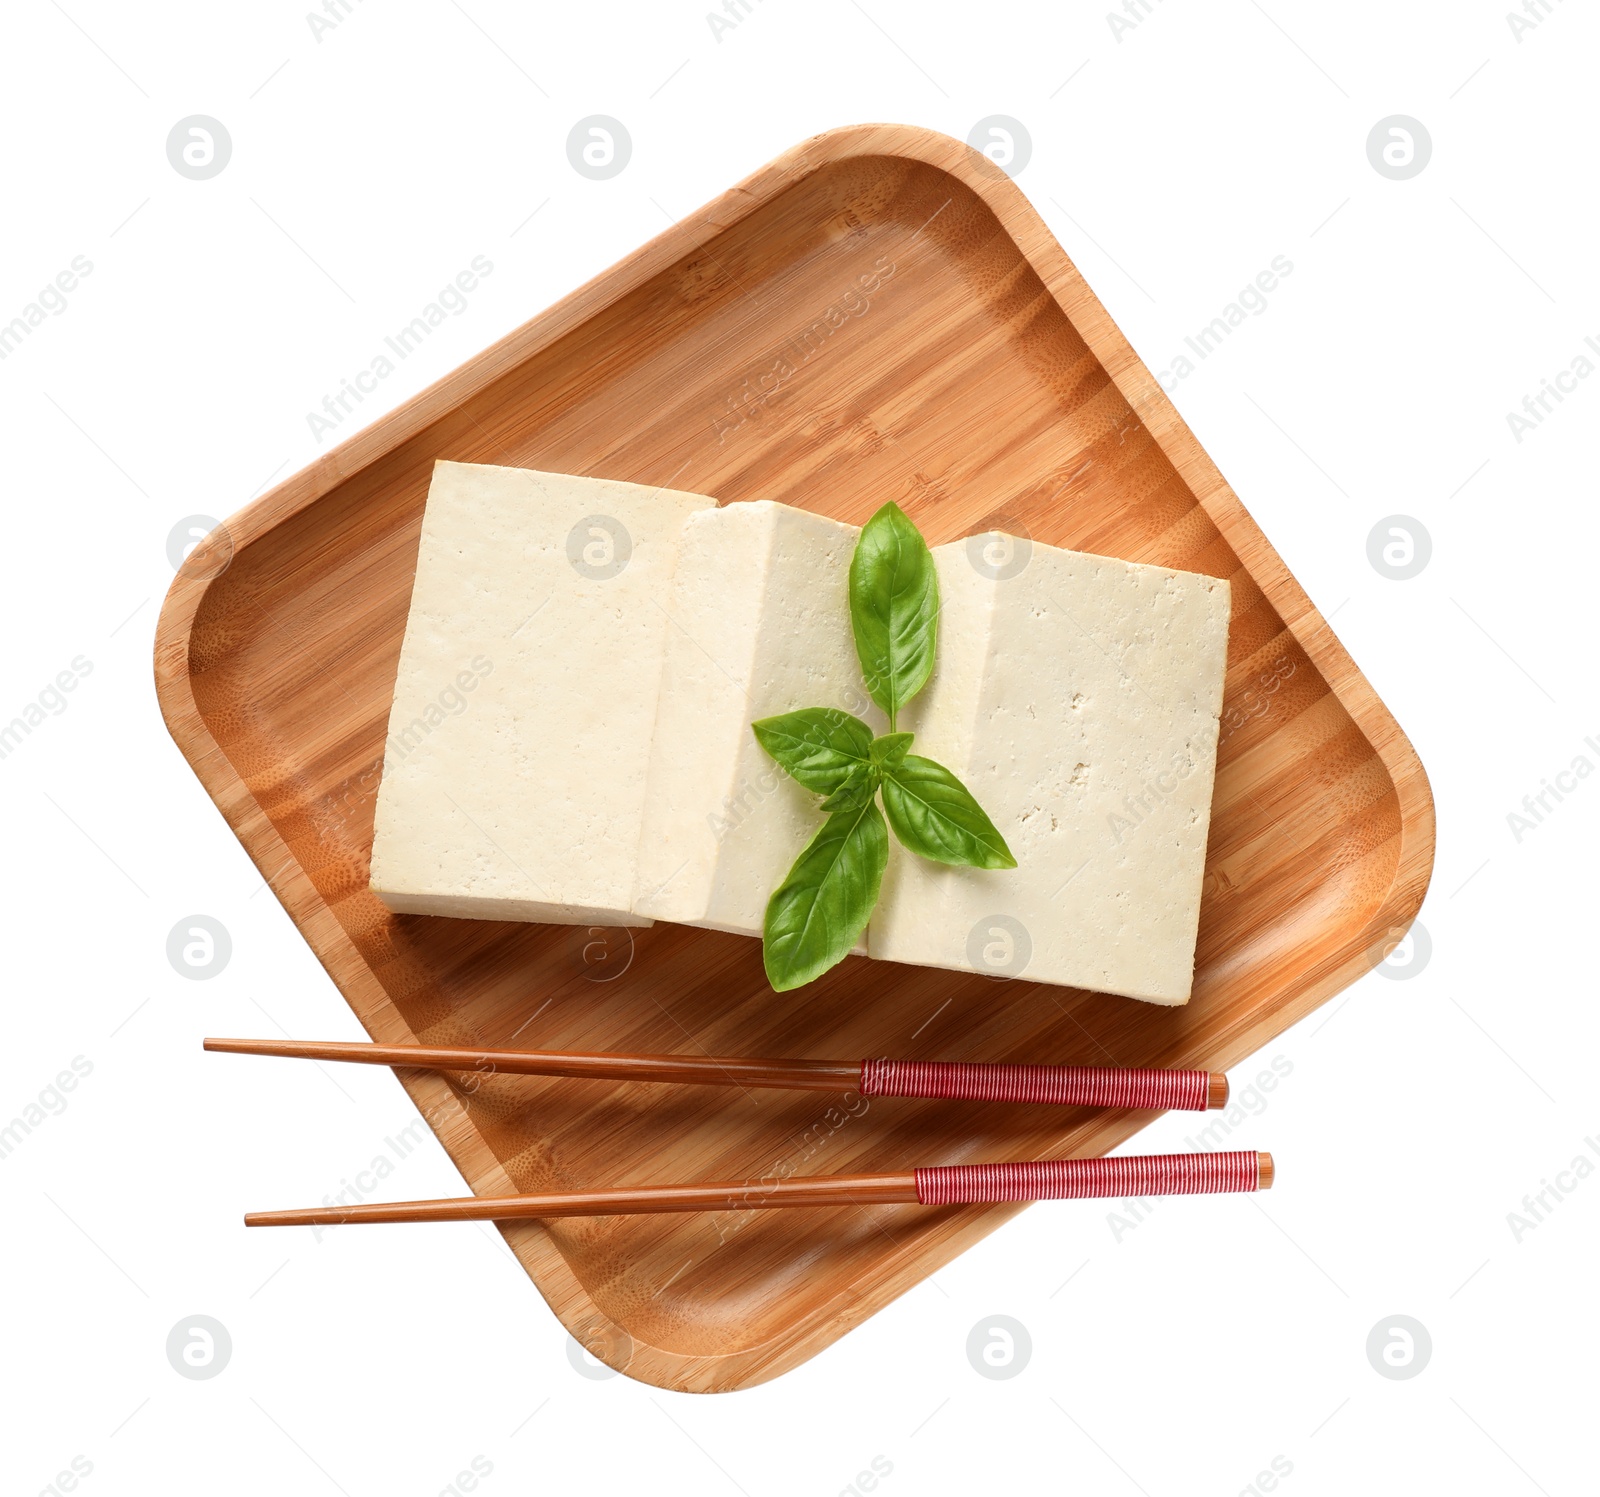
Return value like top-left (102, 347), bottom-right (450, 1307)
top-left (2, 2), bottom-right (1595, 1493)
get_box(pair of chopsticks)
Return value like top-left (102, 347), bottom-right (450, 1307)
top-left (207, 1038), bottom-right (1269, 1225)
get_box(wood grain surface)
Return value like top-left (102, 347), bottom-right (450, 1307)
top-left (154, 124), bottom-right (1434, 1392)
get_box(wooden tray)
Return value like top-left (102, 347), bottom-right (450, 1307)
top-left (155, 124), bottom-right (1434, 1392)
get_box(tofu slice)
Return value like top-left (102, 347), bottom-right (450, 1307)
top-left (633, 501), bottom-right (883, 937)
top-left (867, 536), bottom-right (1230, 1004)
top-left (369, 461), bottom-right (714, 924)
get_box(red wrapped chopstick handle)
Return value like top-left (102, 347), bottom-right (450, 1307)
top-left (914, 1150), bottom-right (1267, 1206)
top-left (861, 1058), bottom-right (1217, 1111)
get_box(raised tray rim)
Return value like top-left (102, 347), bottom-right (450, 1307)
top-left (154, 122), bottom-right (1435, 1391)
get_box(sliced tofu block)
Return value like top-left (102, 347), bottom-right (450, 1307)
top-left (633, 501), bottom-right (882, 938)
top-left (867, 536), bottom-right (1230, 1004)
top-left (369, 460), bottom-right (714, 924)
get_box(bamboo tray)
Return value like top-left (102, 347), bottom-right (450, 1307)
top-left (154, 123), bottom-right (1434, 1392)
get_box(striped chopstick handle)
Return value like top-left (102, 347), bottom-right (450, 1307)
top-left (860, 1058), bottom-right (1212, 1111)
top-left (914, 1151), bottom-right (1264, 1206)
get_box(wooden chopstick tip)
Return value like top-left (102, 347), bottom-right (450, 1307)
top-left (1257, 1151), bottom-right (1275, 1190)
top-left (1207, 1072), bottom-right (1229, 1109)
top-left (245, 1209), bottom-right (304, 1228)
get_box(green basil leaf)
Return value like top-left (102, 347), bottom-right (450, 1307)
top-left (848, 502), bottom-right (939, 725)
top-left (751, 708), bottom-right (872, 793)
top-left (819, 761), bottom-right (878, 813)
top-left (880, 754), bottom-right (1017, 870)
top-left (869, 732), bottom-right (914, 771)
top-left (763, 798), bottom-right (889, 991)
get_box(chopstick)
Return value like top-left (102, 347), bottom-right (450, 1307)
top-left (204, 1037), bottom-right (1229, 1111)
top-left (246, 1150), bottom-right (1273, 1226)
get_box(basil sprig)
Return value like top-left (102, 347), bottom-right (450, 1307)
top-left (848, 501), bottom-right (940, 729)
top-left (752, 502), bottom-right (1015, 992)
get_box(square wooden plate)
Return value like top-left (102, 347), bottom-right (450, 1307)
top-left (155, 124), bottom-right (1434, 1391)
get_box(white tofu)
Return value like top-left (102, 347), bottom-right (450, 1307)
top-left (633, 502), bottom-right (883, 937)
top-left (867, 536), bottom-right (1230, 1004)
top-left (369, 461), bottom-right (714, 924)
